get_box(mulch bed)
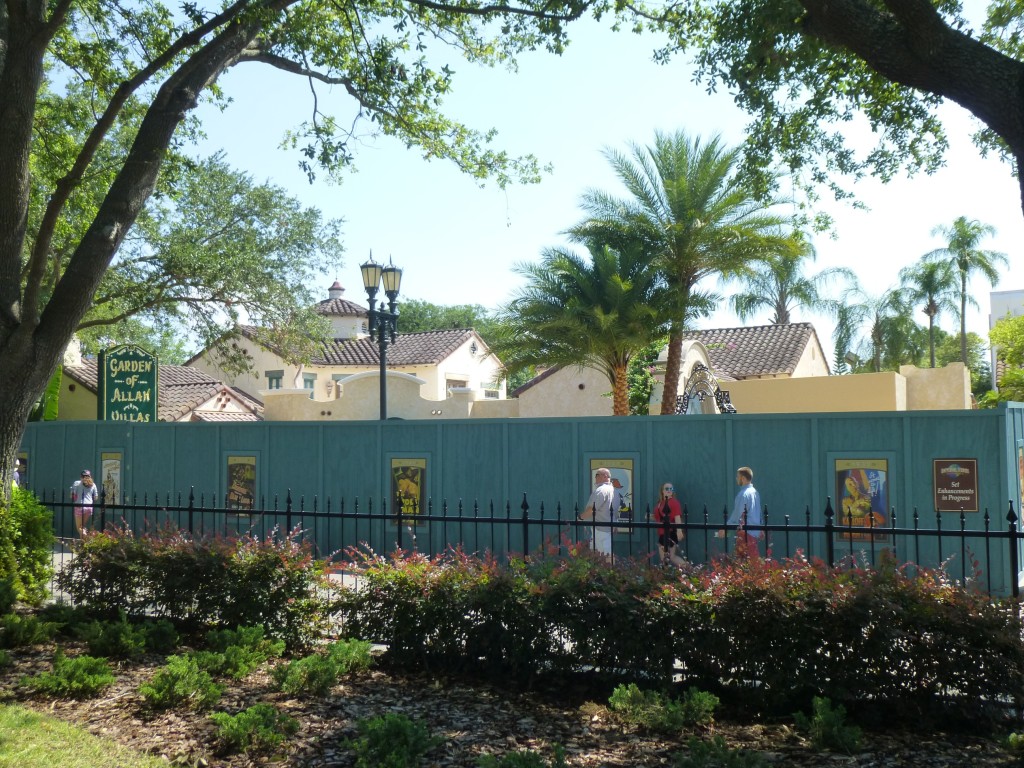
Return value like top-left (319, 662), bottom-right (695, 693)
top-left (0, 640), bottom-right (1019, 767)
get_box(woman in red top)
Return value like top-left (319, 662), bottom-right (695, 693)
top-left (653, 482), bottom-right (685, 566)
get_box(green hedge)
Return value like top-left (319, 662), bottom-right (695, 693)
top-left (335, 547), bottom-right (1024, 726)
top-left (1, 488), bottom-right (54, 607)
top-left (57, 525), bottom-right (329, 649)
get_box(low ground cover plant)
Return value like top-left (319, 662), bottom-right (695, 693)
top-left (794, 697), bottom-right (862, 753)
top-left (336, 545), bottom-right (1024, 727)
top-left (23, 649), bottom-right (116, 698)
top-left (273, 638), bottom-right (372, 696)
top-left (347, 712), bottom-right (439, 768)
top-left (76, 612), bottom-right (148, 659)
top-left (1, 613), bottom-right (59, 648)
top-left (199, 624), bottom-right (285, 678)
top-left (210, 703), bottom-right (299, 754)
top-left (608, 683), bottom-right (719, 731)
top-left (138, 654), bottom-right (223, 710)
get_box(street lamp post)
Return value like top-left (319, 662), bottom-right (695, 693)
top-left (360, 254), bottom-right (403, 420)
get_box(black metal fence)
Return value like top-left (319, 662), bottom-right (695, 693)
top-left (36, 487), bottom-right (1024, 598)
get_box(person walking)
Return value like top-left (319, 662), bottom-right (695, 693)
top-left (717, 466), bottom-right (763, 558)
top-left (653, 481), bottom-right (685, 566)
top-left (71, 469), bottom-right (100, 537)
top-left (579, 467), bottom-right (615, 558)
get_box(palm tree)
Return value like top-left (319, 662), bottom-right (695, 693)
top-left (898, 258), bottom-right (957, 368)
top-left (925, 216), bottom-right (1008, 364)
top-left (568, 130), bottom-right (789, 415)
top-left (834, 287), bottom-right (918, 373)
top-left (730, 237), bottom-right (855, 325)
top-left (492, 242), bottom-right (669, 416)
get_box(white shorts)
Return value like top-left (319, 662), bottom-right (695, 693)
top-left (592, 528), bottom-right (612, 556)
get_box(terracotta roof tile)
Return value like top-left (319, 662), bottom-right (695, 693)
top-left (315, 328), bottom-right (474, 366)
top-left (681, 323), bottom-right (823, 379)
top-left (314, 298), bottom-right (368, 317)
top-left (231, 327), bottom-right (475, 367)
top-left (191, 410), bottom-right (261, 422)
top-left (64, 360), bottom-right (263, 421)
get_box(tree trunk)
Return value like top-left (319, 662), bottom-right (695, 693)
top-left (960, 273), bottom-right (968, 364)
top-left (660, 331), bottom-right (683, 415)
top-left (612, 363), bottom-right (629, 416)
top-left (928, 314), bottom-right (935, 368)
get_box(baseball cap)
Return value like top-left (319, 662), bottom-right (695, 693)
top-left (81, 469), bottom-right (92, 477)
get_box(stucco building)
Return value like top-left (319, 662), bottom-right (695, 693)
top-left (187, 282), bottom-right (507, 419)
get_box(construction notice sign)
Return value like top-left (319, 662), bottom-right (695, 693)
top-left (932, 459), bottom-right (978, 513)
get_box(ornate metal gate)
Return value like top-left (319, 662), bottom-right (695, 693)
top-left (675, 362), bottom-right (737, 414)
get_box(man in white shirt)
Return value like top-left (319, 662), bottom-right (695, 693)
top-left (579, 467), bottom-right (615, 558)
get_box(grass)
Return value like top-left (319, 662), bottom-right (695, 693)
top-left (0, 704), bottom-right (171, 768)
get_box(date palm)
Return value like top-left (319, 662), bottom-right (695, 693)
top-left (925, 217), bottom-right (1008, 364)
top-left (898, 258), bottom-right (957, 368)
top-left (493, 242), bottom-right (669, 416)
top-left (568, 130), bottom-right (789, 414)
top-left (730, 237), bottom-right (854, 325)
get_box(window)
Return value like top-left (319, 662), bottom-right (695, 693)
top-left (302, 373), bottom-right (317, 389)
top-left (266, 370), bottom-right (283, 390)
top-left (483, 389), bottom-right (499, 399)
top-left (446, 379), bottom-right (468, 390)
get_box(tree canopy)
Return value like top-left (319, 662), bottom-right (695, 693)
top-left (652, 0), bottom-right (1024, 216)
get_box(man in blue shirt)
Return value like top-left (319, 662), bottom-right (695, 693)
top-left (719, 466), bottom-right (762, 558)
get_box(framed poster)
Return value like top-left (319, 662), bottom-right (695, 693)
top-left (391, 457), bottom-right (427, 525)
top-left (835, 458), bottom-right (889, 541)
top-left (932, 459), bottom-right (979, 512)
top-left (226, 455), bottom-right (257, 510)
top-left (1018, 440), bottom-right (1024, 513)
top-left (100, 452), bottom-right (122, 506)
top-left (589, 458), bottom-right (634, 530)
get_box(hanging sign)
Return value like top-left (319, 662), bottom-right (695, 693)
top-left (97, 345), bottom-right (159, 422)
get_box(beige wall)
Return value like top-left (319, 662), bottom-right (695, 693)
top-left (723, 365), bottom-right (971, 414)
top-left (57, 380), bottom-right (97, 420)
top-left (517, 365), bottom-right (612, 418)
top-left (790, 336), bottom-right (831, 378)
top-left (899, 363), bottom-right (973, 410)
top-left (262, 372), bottom-right (512, 421)
top-left (726, 372), bottom-right (906, 413)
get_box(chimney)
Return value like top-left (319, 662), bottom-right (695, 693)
top-left (328, 280), bottom-right (344, 300)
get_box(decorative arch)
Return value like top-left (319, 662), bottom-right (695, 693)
top-left (676, 362), bottom-right (737, 415)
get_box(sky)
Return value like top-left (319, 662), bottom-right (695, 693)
top-left (193, 14), bottom-right (1024, 366)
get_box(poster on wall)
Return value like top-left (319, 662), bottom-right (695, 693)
top-left (100, 452), bottom-right (122, 506)
top-left (835, 458), bottom-right (889, 541)
top-left (932, 459), bottom-right (978, 512)
top-left (1018, 441), bottom-right (1024, 513)
top-left (391, 458), bottom-right (427, 525)
top-left (226, 455), bottom-right (257, 510)
top-left (589, 458), bottom-right (634, 530)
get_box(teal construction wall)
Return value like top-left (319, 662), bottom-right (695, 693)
top-left (21, 405), bottom-right (1024, 592)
